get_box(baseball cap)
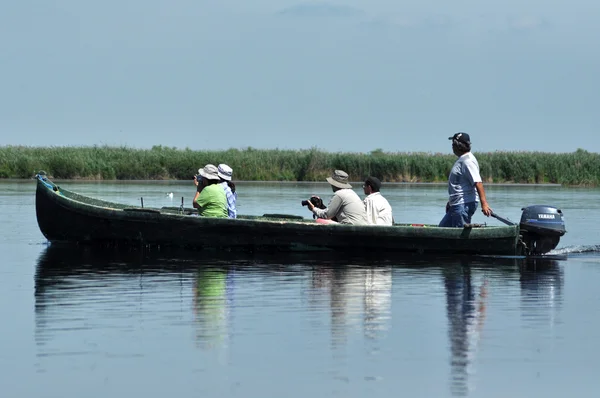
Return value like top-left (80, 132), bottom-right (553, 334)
top-left (448, 132), bottom-right (471, 144)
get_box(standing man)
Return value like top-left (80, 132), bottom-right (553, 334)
top-left (439, 132), bottom-right (493, 228)
top-left (363, 176), bottom-right (393, 226)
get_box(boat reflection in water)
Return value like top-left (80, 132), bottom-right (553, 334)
top-left (34, 245), bottom-right (243, 354)
top-left (33, 245), bottom-right (563, 396)
top-left (519, 257), bottom-right (564, 328)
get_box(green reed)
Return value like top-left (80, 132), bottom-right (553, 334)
top-left (1, 145), bottom-right (598, 186)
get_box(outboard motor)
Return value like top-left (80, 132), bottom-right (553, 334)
top-left (519, 205), bottom-right (566, 255)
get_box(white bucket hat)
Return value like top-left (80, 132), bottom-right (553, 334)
top-left (217, 164), bottom-right (233, 181)
top-left (198, 164), bottom-right (220, 180)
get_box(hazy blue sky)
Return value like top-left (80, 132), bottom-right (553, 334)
top-left (1, 1), bottom-right (598, 153)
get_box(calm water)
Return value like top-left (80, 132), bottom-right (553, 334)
top-left (2, 179), bottom-right (600, 398)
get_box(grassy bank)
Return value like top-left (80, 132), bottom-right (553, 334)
top-left (1, 145), bottom-right (598, 186)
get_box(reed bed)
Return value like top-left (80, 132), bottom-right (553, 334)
top-left (1, 145), bottom-right (598, 186)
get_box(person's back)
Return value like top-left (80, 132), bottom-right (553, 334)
top-left (218, 164), bottom-right (237, 219)
top-left (364, 193), bottom-right (393, 225)
top-left (197, 183), bottom-right (228, 218)
top-left (362, 176), bottom-right (393, 226)
top-left (308, 170), bottom-right (368, 226)
top-left (329, 188), bottom-right (369, 225)
top-left (220, 182), bottom-right (237, 218)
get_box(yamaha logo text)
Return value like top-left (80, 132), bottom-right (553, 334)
top-left (538, 214), bottom-right (556, 219)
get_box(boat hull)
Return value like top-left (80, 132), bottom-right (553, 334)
top-left (35, 177), bottom-right (523, 256)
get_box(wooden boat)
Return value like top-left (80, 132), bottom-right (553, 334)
top-left (34, 172), bottom-right (566, 256)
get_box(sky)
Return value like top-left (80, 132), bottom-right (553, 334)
top-left (1, 0), bottom-right (599, 154)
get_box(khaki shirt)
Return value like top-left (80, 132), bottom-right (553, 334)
top-left (313, 188), bottom-right (368, 225)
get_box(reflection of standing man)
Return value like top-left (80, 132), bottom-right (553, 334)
top-left (444, 266), bottom-right (487, 396)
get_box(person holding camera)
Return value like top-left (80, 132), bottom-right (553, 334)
top-left (193, 164), bottom-right (228, 218)
top-left (301, 196), bottom-right (326, 219)
top-left (305, 170), bottom-right (368, 225)
top-left (362, 176), bottom-right (393, 226)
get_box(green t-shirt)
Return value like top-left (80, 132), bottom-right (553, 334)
top-left (196, 183), bottom-right (228, 218)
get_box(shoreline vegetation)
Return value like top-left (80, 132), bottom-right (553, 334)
top-left (1, 145), bottom-right (598, 186)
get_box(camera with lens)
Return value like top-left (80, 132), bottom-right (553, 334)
top-left (301, 196), bottom-right (326, 209)
top-left (302, 195), bottom-right (330, 220)
top-left (195, 175), bottom-right (202, 182)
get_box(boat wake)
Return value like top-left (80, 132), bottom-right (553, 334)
top-left (550, 245), bottom-right (600, 255)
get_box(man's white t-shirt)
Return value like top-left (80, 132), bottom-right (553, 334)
top-left (364, 192), bottom-right (393, 226)
top-left (447, 152), bottom-right (482, 206)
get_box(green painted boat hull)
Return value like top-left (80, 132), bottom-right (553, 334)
top-left (35, 176), bottom-right (524, 256)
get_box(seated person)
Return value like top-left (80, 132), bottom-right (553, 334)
top-left (363, 176), bottom-right (393, 226)
top-left (193, 164), bottom-right (228, 218)
top-left (305, 170), bottom-right (368, 225)
top-left (217, 163), bottom-right (237, 219)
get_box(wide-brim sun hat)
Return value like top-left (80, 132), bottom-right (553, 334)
top-left (326, 169), bottom-right (352, 189)
top-left (198, 164), bottom-right (220, 180)
top-left (218, 164), bottom-right (233, 181)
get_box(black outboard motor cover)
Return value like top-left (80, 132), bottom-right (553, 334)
top-left (520, 205), bottom-right (566, 236)
top-left (519, 205), bottom-right (566, 255)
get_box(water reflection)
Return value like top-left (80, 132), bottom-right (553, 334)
top-left (520, 258), bottom-right (564, 328)
top-left (443, 264), bottom-right (488, 397)
top-left (310, 266), bottom-right (392, 348)
top-left (33, 245), bottom-right (564, 397)
top-left (193, 268), bottom-right (233, 350)
top-left (443, 257), bottom-right (564, 397)
top-left (34, 246), bottom-right (241, 353)
top-left (364, 267), bottom-right (393, 340)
